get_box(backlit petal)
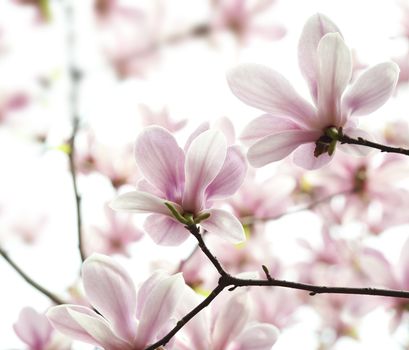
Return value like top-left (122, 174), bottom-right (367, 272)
top-left (200, 209), bottom-right (245, 243)
top-left (143, 214), bottom-right (190, 245)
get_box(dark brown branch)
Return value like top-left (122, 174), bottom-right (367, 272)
top-left (145, 281), bottom-right (227, 350)
top-left (186, 225), bottom-right (227, 276)
top-left (64, 0), bottom-right (85, 263)
top-left (146, 224), bottom-right (409, 349)
top-left (340, 134), bottom-right (409, 156)
top-left (0, 246), bottom-right (65, 305)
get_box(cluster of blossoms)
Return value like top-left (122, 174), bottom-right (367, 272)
top-left (4, 2), bottom-right (409, 349)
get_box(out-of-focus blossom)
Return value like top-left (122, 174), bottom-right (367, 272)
top-left (14, 307), bottom-right (71, 350)
top-left (47, 254), bottom-right (184, 349)
top-left (111, 126), bottom-right (247, 246)
top-left (382, 120), bottom-right (409, 146)
top-left (0, 89), bottom-right (29, 124)
top-left (94, 0), bottom-right (160, 78)
top-left (138, 104), bottom-right (187, 132)
top-left (228, 169), bottom-right (295, 226)
top-left (311, 152), bottom-right (409, 233)
top-left (228, 13), bottom-right (399, 169)
top-left (211, 0), bottom-right (286, 43)
top-left (298, 231), bottom-right (391, 343)
top-left (85, 204), bottom-right (144, 257)
top-left (75, 131), bottom-right (139, 189)
top-left (175, 287), bottom-right (279, 350)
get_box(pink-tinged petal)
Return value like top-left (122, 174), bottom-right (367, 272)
top-left (67, 308), bottom-right (132, 350)
top-left (342, 62), bottom-right (399, 117)
top-left (205, 146), bottom-right (247, 201)
top-left (214, 117), bottom-right (236, 145)
top-left (176, 287), bottom-right (210, 350)
top-left (182, 130), bottom-right (227, 213)
top-left (82, 254), bottom-right (137, 341)
top-left (136, 272), bottom-right (169, 319)
top-left (247, 130), bottom-right (319, 167)
top-left (292, 142), bottom-right (332, 170)
top-left (46, 305), bottom-right (110, 345)
top-left (227, 64), bottom-right (316, 127)
top-left (135, 126), bottom-right (185, 202)
top-left (339, 128), bottom-right (374, 156)
top-left (240, 114), bottom-right (302, 145)
top-left (110, 191), bottom-right (180, 216)
top-left (235, 323), bottom-right (280, 350)
top-left (298, 13), bottom-right (341, 102)
top-left (134, 273), bottom-right (185, 348)
top-left (13, 307), bottom-right (52, 348)
top-left (316, 33), bottom-right (352, 126)
top-left (184, 122), bottom-right (210, 152)
top-left (212, 292), bottom-right (250, 350)
top-left (136, 179), bottom-right (163, 198)
top-left (200, 209), bottom-right (245, 243)
top-left (143, 214), bottom-right (190, 245)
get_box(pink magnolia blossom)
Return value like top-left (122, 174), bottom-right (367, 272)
top-left (310, 152), bottom-right (409, 233)
top-left (14, 307), bottom-right (71, 350)
top-left (211, 0), bottom-right (286, 43)
top-left (94, 0), bottom-right (160, 78)
top-left (139, 104), bottom-right (187, 132)
top-left (47, 254), bottom-right (184, 350)
top-left (85, 204), bottom-right (144, 257)
top-left (110, 126), bottom-right (247, 245)
top-left (75, 130), bottom-right (139, 189)
top-left (175, 287), bottom-right (279, 350)
top-left (228, 13), bottom-right (399, 169)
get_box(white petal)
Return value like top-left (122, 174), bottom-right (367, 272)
top-left (182, 130), bottom-right (227, 213)
top-left (298, 13), bottom-right (341, 102)
top-left (247, 130), bottom-right (319, 167)
top-left (235, 323), bottom-right (280, 350)
top-left (135, 126), bottom-right (185, 202)
top-left (200, 209), bottom-right (245, 243)
top-left (342, 62), bottom-right (399, 116)
top-left (135, 273), bottom-right (185, 348)
top-left (227, 64), bottom-right (316, 127)
top-left (143, 214), bottom-right (190, 246)
top-left (292, 142), bottom-right (333, 170)
top-left (110, 191), bottom-right (180, 216)
top-left (240, 114), bottom-right (301, 146)
top-left (82, 254), bottom-right (137, 341)
top-left (317, 33), bottom-right (352, 126)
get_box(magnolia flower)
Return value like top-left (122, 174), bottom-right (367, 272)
top-left (47, 254), bottom-right (184, 350)
top-left (228, 13), bottom-right (399, 169)
top-left (110, 126), bottom-right (247, 245)
top-left (175, 288), bottom-right (279, 350)
top-left (211, 0), bottom-right (286, 43)
top-left (14, 307), bottom-right (71, 350)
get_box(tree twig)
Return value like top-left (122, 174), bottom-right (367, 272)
top-left (145, 224), bottom-right (409, 349)
top-left (64, 0), bottom-right (85, 262)
top-left (340, 134), bottom-right (409, 156)
top-left (0, 246), bottom-right (65, 305)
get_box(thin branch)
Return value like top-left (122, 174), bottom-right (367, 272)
top-left (340, 134), bottom-right (409, 156)
top-left (64, 0), bottom-right (85, 262)
top-left (146, 225), bottom-right (409, 348)
top-left (186, 225), bottom-right (227, 276)
top-left (241, 189), bottom-right (351, 225)
top-left (0, 246), bottom-right (65, 305)
top-left (145, 281), bottom-right (226, 350)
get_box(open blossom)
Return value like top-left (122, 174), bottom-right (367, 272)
top-left (211, 0), bottom-right (286, 43)
top-left (110, 126), bottom-right (247, 245)
top-left (14, 307), bottom-right (71, 350)
top-left (175, 287), bottom-right (279, 350)
top-left (228, 13), bottom-right (399, 169)
top-left (47, 254), bottom-right (184, 350)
